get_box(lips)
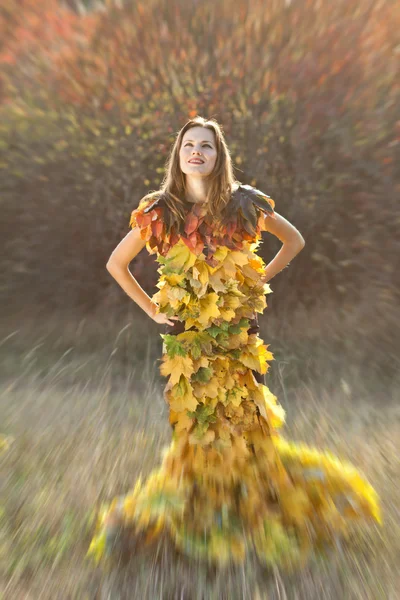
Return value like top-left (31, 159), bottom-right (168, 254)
top-left (188, 159), bottom-right (204, 164)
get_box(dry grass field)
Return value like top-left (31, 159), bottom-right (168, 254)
top-left (0, 303), bottom-right (398, 599)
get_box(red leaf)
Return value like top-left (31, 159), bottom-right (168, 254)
top-left (152, 219), bottom-right (163, 238)
top-left (184, 213), bottom-right (199, 236)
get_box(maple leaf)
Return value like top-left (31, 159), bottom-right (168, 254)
top-left (168, 375), bottom-right (198, 412)
top-left (176, 331), bottom-right (214, 359)
top-left (189, 428), bottom-right (215, 446)
top-left (189, 262), bottom-right (210, 297)
top-left (220, 368), bottom-right (236, 391)
top-left (192, 355), bottom-right (211, 371)
top-left (167, 286), bottom-right (191, 307)
top-left (252, 384), bottom-right (285, 428)
top-left (229, 318), bottom-right (250, 334)
top-left (213, 246), bottom-right (229, 262)
top-left (222, 329), bottom-right (249, 350)
top-left (197, 292), bottom-right (221, 327)
top-left (249, 256), bottom-right (265, 273)
top-left (163, 272), bottom-right (187, 286)
top-left (226, 386), bottom-right (248, 407)
top-left (165, 240), bottom-right (197, 272)
top-left (208, 268), bottom-right (228, 293)
top-left (221, 293), bottom-right (243, 311)
top-left (160, 354), bottom-right (194, 385)
top-left (187, 402), bottom-right (217, 425)
top-left (219, 256), bottom-right (237, 279)
top-left (228, 251), bottom-right (249, 267)
top-left (191, 366), bottom-right (213, 383)
top-left (160, 334), bottom-right (187, 358)
top-left (169, 409), bottom-right (195, 432)
top-left (192, 375), bottom-right (220, 399)
top-left (239, 340), bottom-right (274, 374)
top-left (241, 263), bottom-right (260, 282)
top-left (218, 307), bottom-right (236, 321)
top-left (224, 401), bottom-right (244, 420)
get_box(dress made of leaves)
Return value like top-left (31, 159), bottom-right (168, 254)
top-left (88, 185), bottom-right (381, 568)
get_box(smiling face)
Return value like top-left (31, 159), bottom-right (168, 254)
top-left (179, 126), bottom-right (218, 179)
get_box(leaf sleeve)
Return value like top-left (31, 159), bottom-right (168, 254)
top-left (129, 196), bottom-right (166, 255)
top-left (229, 184), bottom-right (276, 239)
top-left (242, 185), bottom-right (276, 234)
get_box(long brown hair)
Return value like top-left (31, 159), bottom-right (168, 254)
top-left (140, 116), bottom-right (242, 231)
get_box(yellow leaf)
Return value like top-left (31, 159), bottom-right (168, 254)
top-left (226, 386), bottom-right (248, 407)
top-left (192, 262), bottom-right (210, 288)
top-left (208, 269), bottom-right (228, 293)
top-left (189, 428), bottom-right (215, 446)
top-left (164, 272), bottom-right (187, 286)
top-left (224, 329), bottom-right (249, 350)
top-left (218, 307), bottom-right (236, 321)
top-left (152, 282), bottom-right (169, 307)
top-left (241, 263), bottom-right (260, 282)
top-left (166, 240), bottom-right (197, 272)
top-left (168, 376), bottom-right (198, 412)
top-left (169, 409), bottom-right (194, 432)
top-left (167, 286), bottom-right (191, 308)
top-left (253, 385), bottom-right (285, 428)
top-left (213, 246), bottom-right (229, 262)
top-left (229, 251), bottom-right (249, 267)
top-left (192, 355), bottom-right (210, 371)
top-left (192, 376), bottom-right (220, 399)
top-left (160, 354), bottom-right (194, 385)
top-left (197, 293), bottom-right (221, 327)
top-left (239, 340), bottom-right (274, 374)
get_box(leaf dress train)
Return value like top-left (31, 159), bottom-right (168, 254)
top-left (88, 185), bottom-right (381, 568)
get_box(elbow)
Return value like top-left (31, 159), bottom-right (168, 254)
top-left (106, 258), bottom-right (120, 273)
top-left (294, 231), bottom-right (305, 250)
top-left (286, 235), bottom-right (305, 255)
top-left (281, 231), bottom-right (305, 250)
top-left (106, 257), bottom-right (129, 275)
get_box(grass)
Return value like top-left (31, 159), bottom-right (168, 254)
top-left (0, 304), bottom-right (399, 599)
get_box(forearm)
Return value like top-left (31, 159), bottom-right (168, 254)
top-left (106, 264), bottom-right (156, 316)
top-left (262, 241), bottom-right (304, 283)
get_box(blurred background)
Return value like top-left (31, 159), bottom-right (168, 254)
top-left (0, 0), bottom-right (399, 598)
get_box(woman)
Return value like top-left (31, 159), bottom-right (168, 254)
top-left (88, 117), bottom-right (381, 568)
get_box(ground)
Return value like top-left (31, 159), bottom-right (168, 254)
top-left (0, 304), bottom-right (398, 600)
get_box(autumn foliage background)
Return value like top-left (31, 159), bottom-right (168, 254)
top-left (0, 0), bottom-right (399, 597)
top-left (1, 0), bottom-right (397, 323)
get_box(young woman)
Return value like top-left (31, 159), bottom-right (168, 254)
top-left (88, 117), bottom-right (381, 568)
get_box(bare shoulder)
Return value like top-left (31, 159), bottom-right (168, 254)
top-left (261, 211), bottom-right (305, 246)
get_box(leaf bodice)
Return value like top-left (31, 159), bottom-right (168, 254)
top-left (129, 184), bottom-right (276, 265)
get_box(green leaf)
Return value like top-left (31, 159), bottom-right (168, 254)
top-left (229, 318), bottom-right (250, 334)
top-left (161, 334), bottom-right (187, 358)
top-left (191, 366), bottom-right (213, 383)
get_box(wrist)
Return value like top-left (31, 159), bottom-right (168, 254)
top-left (147, 300), bottom-right (159, 318)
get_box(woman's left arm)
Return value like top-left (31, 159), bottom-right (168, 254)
top-left (260, 212), bottom-right (305, 283)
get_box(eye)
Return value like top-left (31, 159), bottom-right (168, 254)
top-left (184, 142), bottom-right (213, 148)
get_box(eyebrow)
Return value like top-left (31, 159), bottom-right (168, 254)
top-left (184, 139), bottom-right (214, 144)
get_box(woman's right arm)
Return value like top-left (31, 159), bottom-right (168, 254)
top-left (106, 227), bottom-right (178, 326)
